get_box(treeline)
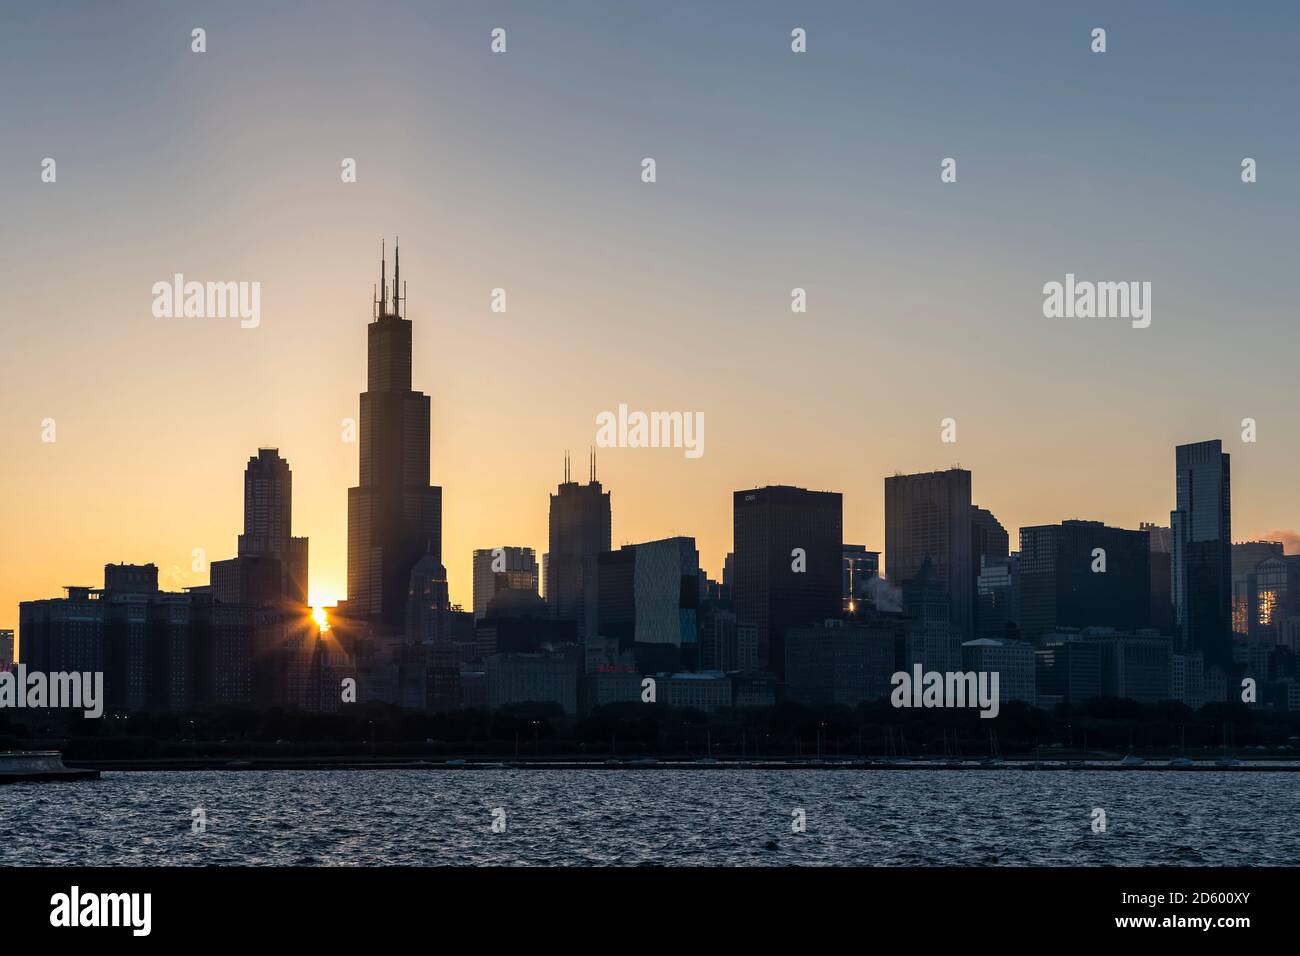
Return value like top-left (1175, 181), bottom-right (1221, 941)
top-left (3, 698), bottom-right (1299, 760)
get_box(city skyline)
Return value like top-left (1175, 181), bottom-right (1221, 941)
top-left (5, 1), bottom-right (1300, 633)
top-left (4, 250), bottom-right (1300, 632)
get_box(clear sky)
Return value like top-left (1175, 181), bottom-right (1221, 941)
top-left (3, 1), bottom-right (1299, 633)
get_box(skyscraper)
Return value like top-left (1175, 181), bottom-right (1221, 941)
top-left (596, 535), bottom-right (701, 672)
top-left (545, 452), bottom-right (611, 645)
top-left (1142, 522), bottom-right (1175, 635)
top-left (842, 544), bottom-right (880, 612)
top-left (970, 505), bottom-right (1009, 637)
top-left (1018, 520), bottom-right (1150, 640)
top-left (472, 547), bottom-right (540, 619)
top-left (1171, 440), bottom-right (1232, 667)
top-left (346, 241), bottom-right (445, 639)
top-left (210, 448), bottom-right (309, 609)
top-left (733, 485), bottom-right (842, 678)
top-left (884, 468), bottom-right (974, 640)
top-left (223, 449), bottom-right (309, 603)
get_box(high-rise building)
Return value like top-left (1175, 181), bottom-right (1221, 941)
top-left (237, 448), bottom-right (308, 603)
top-left (545, 452), bottom-right (611, 643)
top-left (970, 505), bottom-right (1008, 637)
top-left (1141, 522), bottom-right (1172, 554)
top-left (346, 242), bottom-right (445, 638)
top-left (971, 506), bottom-right (1009, 568)
top-left (975, 553), bottom-right (1020, 639)
top-left (1171, 440), bottom-right (1232, 668)
top-left (211, 448), bottom-right (308, 608)
top-left (1018, 520), bottom-right (1150, 641)
top-left (0, 629), bottom-right (13, 664)
top-left (733, 485), bottom-right (842, 678)
top-left (842, 544), bottom-right (880, 612)
top-left (596, 536), bottom-right (700, 672)
top-left (1232, 541), bottom-right (1284, 639)
top-left (884, 468), bottom-right (974, 640)
top-left (472, 547), bottom-right (540, 620)
top-left (1142, 523), bottom-right (1175, 635)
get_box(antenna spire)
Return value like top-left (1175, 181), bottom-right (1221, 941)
top-left (393, 237), bottom-right (401, 317)
top-left (379, 238), bottom-right (388, 316)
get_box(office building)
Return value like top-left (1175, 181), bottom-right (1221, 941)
top-left (733, 485), bottom-right (842, 678)
top-left (596, 536), bottom-right (700, 672)
top-left (961, 637), bottom-right (1036, 707)
top-left (1018, 520), bottom-right (1150, 641)
top-left (472, 547), bottom-right (539, 619)
top-left (1171, 439), bottom-right (1232, 668)
top-left (885, 468), bottom-right (974, 641)
top-left (545, 452), bottom-right (611, 644)
top-left (346, 242), bottom-right (445, 639)
top-left (785, 618), bottom-right (897, 707)
top-left (842, 544), bottom-right (880, 613)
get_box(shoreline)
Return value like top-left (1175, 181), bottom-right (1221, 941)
top-left (59, 756), bottom-right (1300, 773)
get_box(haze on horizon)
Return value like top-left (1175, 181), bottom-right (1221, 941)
top-left (3, 1), bottom-right (1299, 634)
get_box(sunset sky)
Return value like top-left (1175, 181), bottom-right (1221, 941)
top-left (3, 1), bottom-right (1299, 635)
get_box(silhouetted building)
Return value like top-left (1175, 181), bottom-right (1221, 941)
top-left (21, 566), bottom-right (191, 713)
top-left (242, 449), bottom-right (308, 601)
top-left (211, 449), bottom-right (308, 607)
top-left (661, 672), bottom-right (732, 712)
top-left (0, 629), bottom-right (12, 665)
top-left (477, 588), bottom-right (578, 657)
top-left (970, 505), bottom-right (1008, 636)
top-left (347, 242), bottom-right (444, 639)
top-left (546, 453), bottom-right (611, 645)
top-left (1018, 520), bottom-right (1150, 641)
top-left (971, 506), bottom-right (1009, 569)
top-left (885, 468), bottom-right (974, 641)
top-left (961, 638), bottom-right (1036, 706)
top-left (900, 559), bottom-right (959, 672)
top-left (472, 547), bottom-right (539, 619)
top-left (1143, 524), bottom-right (1175, 636)
top-left (1171, 651), bottom-right (1206, 710)
top-left (785, 618), bottom-right (896, 707)
top-left (1231, 541), bottom-right (1285, 637)
top-left (733, 485), bottom-right (842, 679)
top-left (1035, 627), bottom-right (1172, 706)
top-left (1172, 440), bottom-right (1232, 668)
top-left (976, 553), bottom-right (1020, 639)
top-left (595, 536), bottom-right (701, 673)
top-left (842, 544), bottom-right (880, 612)
top-left (485, 651), bottom-right (580, 714)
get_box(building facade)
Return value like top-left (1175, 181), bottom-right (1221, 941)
top-left (733, 485), bottom-right (842, 678)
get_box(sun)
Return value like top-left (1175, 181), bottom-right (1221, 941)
top-left (312, 606), bottom-right (330, 631)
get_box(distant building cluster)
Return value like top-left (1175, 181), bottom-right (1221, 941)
top-left (15, 257), bottom-right (1300, 719)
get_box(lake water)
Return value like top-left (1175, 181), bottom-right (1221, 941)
top-left (1, 769), bottom-right (1295, 866)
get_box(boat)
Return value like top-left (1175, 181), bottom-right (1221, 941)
top-left (0, 751), bottom-right (100, 783)
top-left (1169, 757), bottom-right (1194, 768)
top-left (1119, 754), bottom-right (1145, 767)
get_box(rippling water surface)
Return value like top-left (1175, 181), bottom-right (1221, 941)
top-left (1, 769), bottom-right (1295, 866)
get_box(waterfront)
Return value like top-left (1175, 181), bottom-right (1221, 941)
top-left (0, 768), bottom-right (1294, 866)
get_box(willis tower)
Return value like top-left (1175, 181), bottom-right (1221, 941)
top-left (346, 241), bottom-right (447, 641)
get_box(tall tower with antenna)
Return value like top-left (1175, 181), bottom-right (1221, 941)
top-left (545, 449), bottom-right (611, 649)
top-left (347, 239), bottom-right (446, 639)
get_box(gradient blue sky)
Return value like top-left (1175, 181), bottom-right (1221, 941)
top-left (2, 1), bottom-right (1298, 629)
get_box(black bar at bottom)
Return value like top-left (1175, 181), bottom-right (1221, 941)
top-left (0, 866), bottom-right (1283, 941)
